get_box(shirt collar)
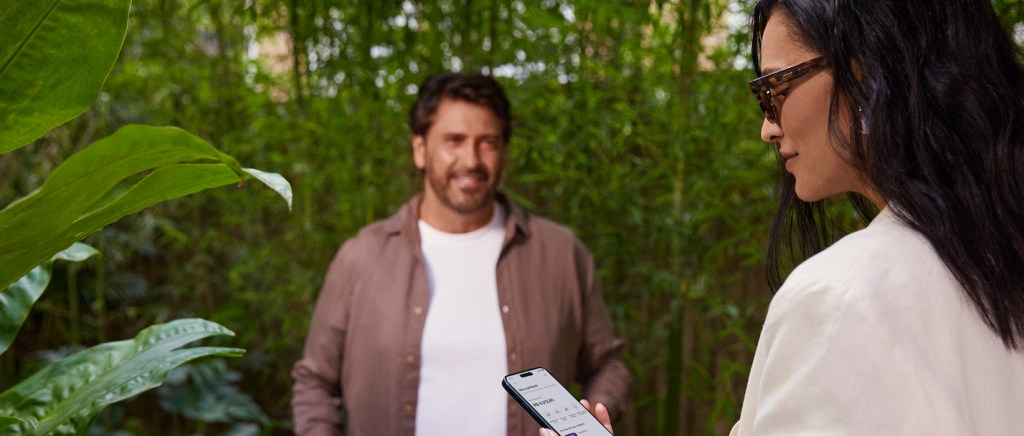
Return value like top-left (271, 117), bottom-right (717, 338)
top-left (382, 192), bottom-right (531, 247)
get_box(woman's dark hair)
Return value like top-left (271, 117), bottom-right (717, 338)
top-left (752, 0), bottom-right (1024, 349)
top-left (409, 72), bottom-right (512, 143)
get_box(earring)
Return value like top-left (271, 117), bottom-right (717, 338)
top-left (859, 107), bottom-right (869, 135)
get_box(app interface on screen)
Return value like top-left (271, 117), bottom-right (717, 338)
top-left (507, 369), bottom-right (610, 436)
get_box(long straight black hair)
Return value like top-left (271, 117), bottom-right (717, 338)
top-left (752, 0), bottom-right (1024, 349)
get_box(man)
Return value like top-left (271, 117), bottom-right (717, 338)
top-left (291, 72), bottom-right (631, 436)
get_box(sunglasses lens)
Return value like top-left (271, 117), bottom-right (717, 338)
top-left (757, 92), bottom-right (776, 123)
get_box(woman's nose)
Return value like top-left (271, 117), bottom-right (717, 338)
top-left (761, 117), bottom-right (782, 143)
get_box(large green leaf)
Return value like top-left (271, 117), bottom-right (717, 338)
top-left (0, 319), bottom-right (243, 435)
top-left (0, 124), bottom-right (293, 291)
top-left (0, 243), bottom-right (98, 356)
top-left (0, 0), bottom-right (132, 153)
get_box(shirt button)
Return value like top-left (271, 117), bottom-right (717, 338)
top-left (404, 403), bottom-right (414, 413)
top-left (510, 352), bottom-right (518, 361)
top-left (407, 354), bottom-right (416, 364)
top-left (413, 306), bottom-right (423, 315)
top-left (502, 305), bottom-right (510, 314)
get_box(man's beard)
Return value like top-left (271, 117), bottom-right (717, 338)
top-left (427, 166), bottom-right (495, 214)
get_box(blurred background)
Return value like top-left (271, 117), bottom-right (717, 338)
top-left (3, 0), bottom-right (1022, 434)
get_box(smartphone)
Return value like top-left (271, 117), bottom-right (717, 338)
top-left (502, 367), bottom-right (613, 436)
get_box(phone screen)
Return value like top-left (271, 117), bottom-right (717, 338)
top-left (502, 368), bottom-right (612, 436)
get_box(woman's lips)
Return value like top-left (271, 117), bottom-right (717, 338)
top-left (781, 152), bottom-right (798, 172)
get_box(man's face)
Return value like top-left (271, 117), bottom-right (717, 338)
top-left (412, 98), bottom-right (505, 222)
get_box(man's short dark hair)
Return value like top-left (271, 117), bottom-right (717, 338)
top-left (409, 72), bottom-right (512, 143)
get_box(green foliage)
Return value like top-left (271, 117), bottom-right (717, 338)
top-left (2, 0), bottom-right (770, 433)
top-left (0, 243), bottom-right (98, 355)
top-left (0, 319), bottom-right (242, 435)
top-left (156, 359), bottom-right (269, 427)
top-left (0, 124), bottom-right (291, 292)
top-left (0, 0), bottom-right (291, 434)
top-left (0, 0), bottom-right (131, 153)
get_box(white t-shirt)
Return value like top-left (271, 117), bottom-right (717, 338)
top-left (415, 204), bottom-right (509, 435)
top-left (736, 207), bottom-right (1024, 435)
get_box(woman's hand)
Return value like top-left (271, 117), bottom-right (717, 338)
top-left (538, 399), bottom-right (613, 435)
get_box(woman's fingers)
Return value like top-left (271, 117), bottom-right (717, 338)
top-left (580, 399), bottom-right (614, 433)
top-left (538, 399), bottom-right (615, 435)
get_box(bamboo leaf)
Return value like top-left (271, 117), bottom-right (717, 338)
top-left (0, 319), bottom-right (243, 435)
top-left (0, 124), bottom-right (292, 291)
top-left (0, 0), bottom-right (132, 153)
top-left (0, 243), bottom-right (98, 355)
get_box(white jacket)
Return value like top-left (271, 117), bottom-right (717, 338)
top-left (735, 208), bottom-right (1024, 435)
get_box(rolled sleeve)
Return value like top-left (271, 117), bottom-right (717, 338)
top-left (291, 250), bottom-right (353, 435)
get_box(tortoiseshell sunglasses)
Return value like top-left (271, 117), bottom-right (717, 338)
top-left (748, 56), bottom-right (825, 124)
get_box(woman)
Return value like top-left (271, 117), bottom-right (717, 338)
top-left (546, 0), bottom-right (1024, 434)
top-left (736, 0), bottom-right (1024, 433)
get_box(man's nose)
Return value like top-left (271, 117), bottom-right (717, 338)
top-left (460, 140), bottom-right (483, 164)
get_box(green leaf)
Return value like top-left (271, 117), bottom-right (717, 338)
top-left (0, 416), bottom-right (30, 431)
top-left (0, 243), bottom-right (98, 355)
top-left (0, 124), bottom-right (292, 291)
top-left (0, 319), bottom-right (243, 435)
top-left (0, 0), bottom-right (133, 153)
top-left (50, 243), bottom-right (101, 263)
top-left (243, 167), bottom-right (294, 212)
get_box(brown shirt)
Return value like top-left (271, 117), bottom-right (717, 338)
top-left (291, 194), bottom-right (631, 436)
